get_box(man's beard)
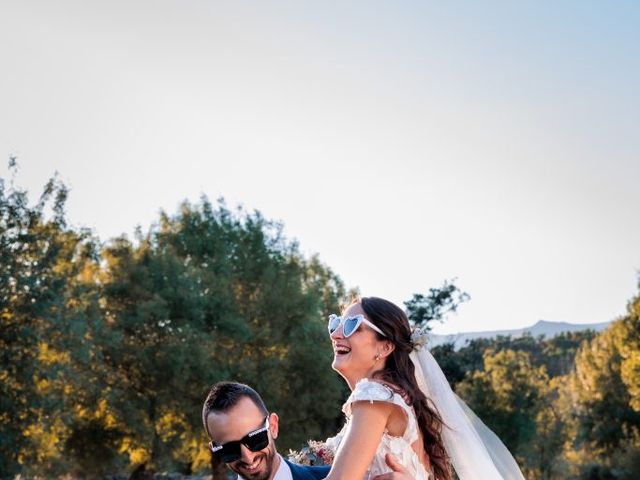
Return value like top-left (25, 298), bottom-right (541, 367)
top-left (229, 445), bottom-right (277, 480)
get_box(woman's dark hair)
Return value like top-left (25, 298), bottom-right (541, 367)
top-left (358, 296), bottom-right (452, 480)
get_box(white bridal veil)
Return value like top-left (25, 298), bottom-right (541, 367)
top-left (410, 343), bottom-right (526, 480)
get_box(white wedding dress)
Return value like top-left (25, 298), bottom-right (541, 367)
top-left (325, 378), bottom-right (432, 480)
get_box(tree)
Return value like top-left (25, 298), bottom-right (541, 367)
top-left (558, 282), bottom-right (640, 479)
top-left (620, 287), bottom-right (640, 414)
top-left (0, 160), bottom-right (101, 477)
top-left (456, 348), bottom-right (553, 477)
top-left (1, 168), bottom-right (349, 477)
top-left (96, 199), bottom-right (347, 474)
top-left (404, 280), bottom-right (469, 330)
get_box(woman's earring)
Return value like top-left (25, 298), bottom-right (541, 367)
top-left (374, 353), bottom-right (381, 361)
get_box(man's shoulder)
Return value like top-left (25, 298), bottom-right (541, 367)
top-left (284, 458), bottom-right (331, 480)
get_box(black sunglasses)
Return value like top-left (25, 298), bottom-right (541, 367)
top-left (209, 415), bottom-right (270, 463)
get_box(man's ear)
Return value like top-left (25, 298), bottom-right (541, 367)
top-left (269, 412), bottom-right (279, 439)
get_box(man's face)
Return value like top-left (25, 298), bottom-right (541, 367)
top-left (206, 396), bottom-right (280, 480)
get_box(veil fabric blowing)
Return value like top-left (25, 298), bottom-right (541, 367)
top-left (409, 347), bottom-right (526, 480)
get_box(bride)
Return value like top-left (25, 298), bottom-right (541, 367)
top-left (322, 297), bottom-right (525, 480)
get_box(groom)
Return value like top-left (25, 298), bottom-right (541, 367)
top-left (203, 381), bottom-right (411, 480)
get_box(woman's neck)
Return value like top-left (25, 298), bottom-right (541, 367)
top-left (343, 367), bottom-right (383, 391)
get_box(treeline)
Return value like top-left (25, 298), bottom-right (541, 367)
top-left (2, 165), bottom-right (640, 479)
top-left (434, 303), bottom-right (640, 479)
top-left (1, 167), bottom-right (348, 478)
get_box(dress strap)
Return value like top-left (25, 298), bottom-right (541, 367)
top-left (342, 378), bottom-right (394, 416)
top-left (342, 379), bottom-right (419, 444)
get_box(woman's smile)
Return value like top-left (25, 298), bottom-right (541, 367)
top-left (333, 342), bottom-right (351, 355)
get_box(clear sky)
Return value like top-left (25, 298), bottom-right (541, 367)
top-left (1, 1), bottom-right (639, 334)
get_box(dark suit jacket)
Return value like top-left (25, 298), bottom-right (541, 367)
top-left (285, 458), bottom-right (330, 480)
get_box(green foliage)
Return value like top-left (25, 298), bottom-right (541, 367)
top-left (556, 289), bottom-right (640, 479)
top-left (457, 349), bottom-right (551, 472)
top-left (434, 326), bottom-right (635, 479)
top-left (619, 293), bottom-right (640, 413)
top-left (0, 160), bottom-right (101, 477)
top-left (404, 280), bottom-right (469, 330)
top-left (3, 160), bottom-right (640, 480)
top-left (0, 165), bottom-right (347, 477)
top-left (432, 330), bottom-right (597, 392)
top-left (95, 198), bottom-right (347, 472)
top-left (571, 323), bottom-right (637, 450)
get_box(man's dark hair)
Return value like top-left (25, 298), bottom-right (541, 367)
top-left (202, 381), bottom-right (269, 437)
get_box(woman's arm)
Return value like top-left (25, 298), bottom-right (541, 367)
top-left (324, 400), bottom-right (395, 480)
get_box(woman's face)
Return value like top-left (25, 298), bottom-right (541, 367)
top-left (330, 302), bottom-right (389, 386)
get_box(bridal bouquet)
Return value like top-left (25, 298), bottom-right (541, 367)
top-left (288, 439), bottom-right (334, 466)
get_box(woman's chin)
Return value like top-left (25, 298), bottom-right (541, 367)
top-left (333, 356), bottom-right (363, 384)
top-left (331, 355), bottom-right (349, 374)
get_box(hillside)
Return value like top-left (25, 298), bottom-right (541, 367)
top-left (429, 319), bottom-right (611, 349)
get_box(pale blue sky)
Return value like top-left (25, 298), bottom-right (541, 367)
top-left (1, 1), bottom-right (639, 334)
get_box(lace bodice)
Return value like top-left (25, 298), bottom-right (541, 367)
top-left (325, 379), bottom-right (432, 480)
